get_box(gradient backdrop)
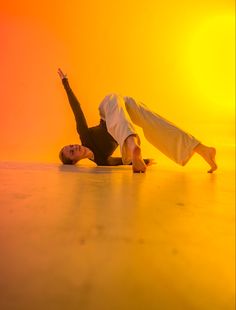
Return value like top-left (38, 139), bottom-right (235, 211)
top-left (0, 0), bottom-right (235, 164)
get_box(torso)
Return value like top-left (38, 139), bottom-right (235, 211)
top-left (83, 120), bottom-right (118, 165)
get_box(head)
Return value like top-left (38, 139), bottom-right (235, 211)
top-left (59, 144), bottom-right (93, 165)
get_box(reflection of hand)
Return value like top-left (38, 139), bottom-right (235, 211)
top-left (57, 68), bottom-right (67, 80)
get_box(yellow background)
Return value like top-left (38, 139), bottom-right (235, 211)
top-left (0, 0), bottom-right (235, 164)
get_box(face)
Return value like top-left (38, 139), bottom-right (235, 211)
top-left (62, 144), bottom-right (92, 163)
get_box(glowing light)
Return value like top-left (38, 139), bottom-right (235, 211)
top-left (186, 14), bottom-right (235, 112)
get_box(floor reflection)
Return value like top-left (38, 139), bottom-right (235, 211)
top-left (0, 153), bottom-right (235, 310)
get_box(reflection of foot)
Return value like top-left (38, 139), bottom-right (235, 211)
top-left (132, 145), bottom-right (147, 173)
top-left (195, 144), bottom-right (218, 173)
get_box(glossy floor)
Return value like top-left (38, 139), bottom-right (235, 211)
top-left (0, 150), bottom-right (235, 310)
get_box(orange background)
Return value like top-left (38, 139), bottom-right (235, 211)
top-left (0, 0), bottom-right (235, 163)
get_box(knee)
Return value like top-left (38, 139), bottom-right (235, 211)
top-left (105, 93), bottom-right (125, 109)
top-left (99, 93), bottom-right (120, 108)
top-left (99, 93), bottom-right (124, 115)
top-left (106, 93), bottom-right (121, 101)
top-left (123, 96), bottom-right (135, 107)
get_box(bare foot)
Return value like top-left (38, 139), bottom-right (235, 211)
top-left (132, 145), bottom-right (147, 173)
top-left (125, 135), bottom-right (147, 173)
top-left (194, 144), bottom-right (218, 173)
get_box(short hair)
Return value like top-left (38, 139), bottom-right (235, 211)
top-left (59, 148), bottom-right (76, 165)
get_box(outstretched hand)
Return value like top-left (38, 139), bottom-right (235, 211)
top-left (57, 68), bottom-right (67, 80)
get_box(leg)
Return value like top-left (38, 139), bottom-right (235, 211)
top-left (125, 134), bottom-right (147, 173)
top-left (99, 93), bottom-right (147, 172)
top-left (123, 96), bottom-right (218, 173)
top-left (194, 144), bottom-right (217, 173)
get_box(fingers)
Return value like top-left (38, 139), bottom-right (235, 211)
top-left (57, 68), bottom-right (63, 76)
top-left (57, 68), bottom-right (62, 77)
top-left (57, 68), bottom-right (67, 79)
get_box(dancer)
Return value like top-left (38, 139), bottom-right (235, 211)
top-left (58, 68), bottom-right (217, 173)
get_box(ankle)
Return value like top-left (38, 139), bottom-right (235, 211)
top-left (194, 143), bottom-right (205, 155)
top-left (125, 135), bottom-right (140, 151)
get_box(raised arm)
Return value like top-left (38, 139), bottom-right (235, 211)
top-left (58, 68), bottom-right (90, 144)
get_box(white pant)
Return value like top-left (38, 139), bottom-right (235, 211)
top-left (98, 93), bottom-right (200, 166)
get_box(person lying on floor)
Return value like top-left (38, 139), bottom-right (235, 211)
top-left (57, 68), bottom-right (217, 173)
